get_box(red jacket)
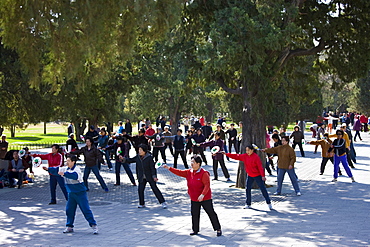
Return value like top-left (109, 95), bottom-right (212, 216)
top-left (33, 153), bottom-right (64, 168)
top-left (169, 167), bottom-right (212, 202)
top-left (226, 152), bottom-right (265, 177)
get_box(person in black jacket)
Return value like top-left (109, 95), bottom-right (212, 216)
top-left (105, 136), bottom-right (136, 186)
top-left (125, 119), bottom-right (133, 135)
top-left (85, 126), bottom-right (99, 147)
top-left (70, 137), bottom-right (108, 192)
top-left (201, 122), bottom-right (213, 140)
top-left (124, 144), bottom-right (167, 209)
top-left (225, 123), bottom-right (238, 154)
top-left (164, 129), bottom-right (188, 169)
top-left (129, 128), bottom-right (149, 153)
top-left (289, 126), bottom-right (305, 157)
top-left (328, 130), bottom-right (355, 183)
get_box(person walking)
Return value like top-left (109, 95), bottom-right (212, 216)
top-left (262, 136), bottom-right (301, 196)
top-left (46, 155), bottom-right (98, 234)
top-left (163, 155), bottom-right (222, 236)
top-left (124, 144), bottom-right (167, 209)
top-left (32, 144), bottom-right (68, 204)
top-left (70, 137), bottom-right (109, 192)
top-left (353, 116), bottom-right (363, 141)
top-left (223, 146), bottom-right (272, 210)
top-left (328, 130), bottom-right (355, 183)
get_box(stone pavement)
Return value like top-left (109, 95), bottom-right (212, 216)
top-left (1, 131), bottom-right (370, 247)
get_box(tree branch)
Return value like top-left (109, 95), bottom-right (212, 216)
top-left (215, 77), bottom-right (242, 95)
top-left (285, 39), bottom-right (327, 61)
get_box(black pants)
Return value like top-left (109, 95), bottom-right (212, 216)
top-left (193, 147), bottom-right (208, 165)
top-left (174, 150), bottom-right (188, 168)
top-left (228, 139), bottom-right (239, 153)
top-left (8, 171), bottom-right (25, 188)
top-left (320, 157), bottom-right (333, 174)
top-left (153, 147), bottom-right (166, 163)
top-left (354, 130), bottom-right (362, 141)
top-left (191, 199), bottom-right (221, 233)
top-left (213, 159), bottom-right (229, 179)
top-left (292, 142), bottom-right (305, 157)
top-left (138, 179), bottom-right (165, 206)
top-left (164, 143), bottom-right (174, 156)
top-left (346, 149), bottom-right (354, 167)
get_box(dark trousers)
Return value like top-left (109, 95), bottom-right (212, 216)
top-left (354, 130), bottom-right (362, 141)
top-left (191, 199), bottom-right (221, 233)
top-left (213, 159), bottom-right (229, 179)
top-left (193, 147), bottom-right (208, 165)
top-left (50, 175), bottom-right (68, 203)
top-left (164, 143), bottom-right (174, 156)
top-left (115, 161), bottom-right (135, 184)
top-left (265, 159), bottom-right (272, 175)
top-left (346, 150), bottom-right (354, 167)
top-left (320, 157), bottom-right (334, 174)
top-left (8, 171), bottom-right (25, 187)
top-left (174, 150), bottom-right (188, 168)
top-left (153, 147), bottom-right (166, 163)
top-left (292, 142), bottom-right (305, 157)
top-left (66, 191), bottom-right (96, 227)
top-left (246, 176), bottom-right (271, 206)
top-left (138, 179), bottom-right (165, 205)
top-left (228, 139), bottom-right (239, 153)
top-left (83, 165), bottom-right (108, 190)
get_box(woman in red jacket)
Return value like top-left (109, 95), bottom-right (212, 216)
top-left (163, 155), bottom-right (222, 237)
top-left (223, 145), bottom-right (272, 210)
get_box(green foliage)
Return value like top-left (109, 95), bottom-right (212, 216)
top-left (351, 71), bottom-right (370, 115)
top-left (0, 0), bottom-right (184, 87)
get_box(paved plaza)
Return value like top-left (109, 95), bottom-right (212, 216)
top-left (0, 132), bottom-right (369, 247)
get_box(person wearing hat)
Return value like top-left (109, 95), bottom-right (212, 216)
top-left (147, 127), bottom-right (167, 164)
top-left (163, 155), bottom-right (222, 236)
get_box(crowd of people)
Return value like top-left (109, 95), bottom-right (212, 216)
top-left (0, 111), bottom-right (367, 235)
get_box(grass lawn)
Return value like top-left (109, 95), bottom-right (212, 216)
top-left (3, 123), bottom-right (70, 149)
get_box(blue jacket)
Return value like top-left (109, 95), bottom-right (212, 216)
top-left (48, 165), bottom-right (87, 193)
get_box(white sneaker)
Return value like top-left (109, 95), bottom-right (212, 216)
top-left (268, 204), bottom-right (273, 210)
top-left (137, 205), bottom-right (146, 208)
top-left (273, 192), bottom-right (281, 195)
top-left (109, 168), bottom-right (113, 171)
top-left (91, 225), bottom-right (98, 235)
top-left (296, 192), bottom-right (301, 196)
top-left (243, 205), bottom-right (251, 209)
top-left (63, 227), bottom-right (74, 233)
top-left (332, 178), bottom-right (337, 182)
top-left (162, 202), bottom-right (168, 209)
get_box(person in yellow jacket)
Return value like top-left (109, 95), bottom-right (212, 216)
top-left (329, 124), bottom-right (355, 168)
top-left (309, 133), bottom-right (342, 176)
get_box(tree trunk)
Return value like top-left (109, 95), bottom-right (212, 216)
top-left (206, 102), bottom-right (214, 123)
top-left (10, 124), bottom-right (16, 138)
top-left (43, 122), bottom-right (47, 135)
top-left (75, 118), bottom-right (87, 141)
top-left (235, 84), bottom-right (267, 188)
top-left (169, 97), bottom-right (181, 134)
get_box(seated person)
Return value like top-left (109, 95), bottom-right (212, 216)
top-left (8, 150), bottom-right (28, 189)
